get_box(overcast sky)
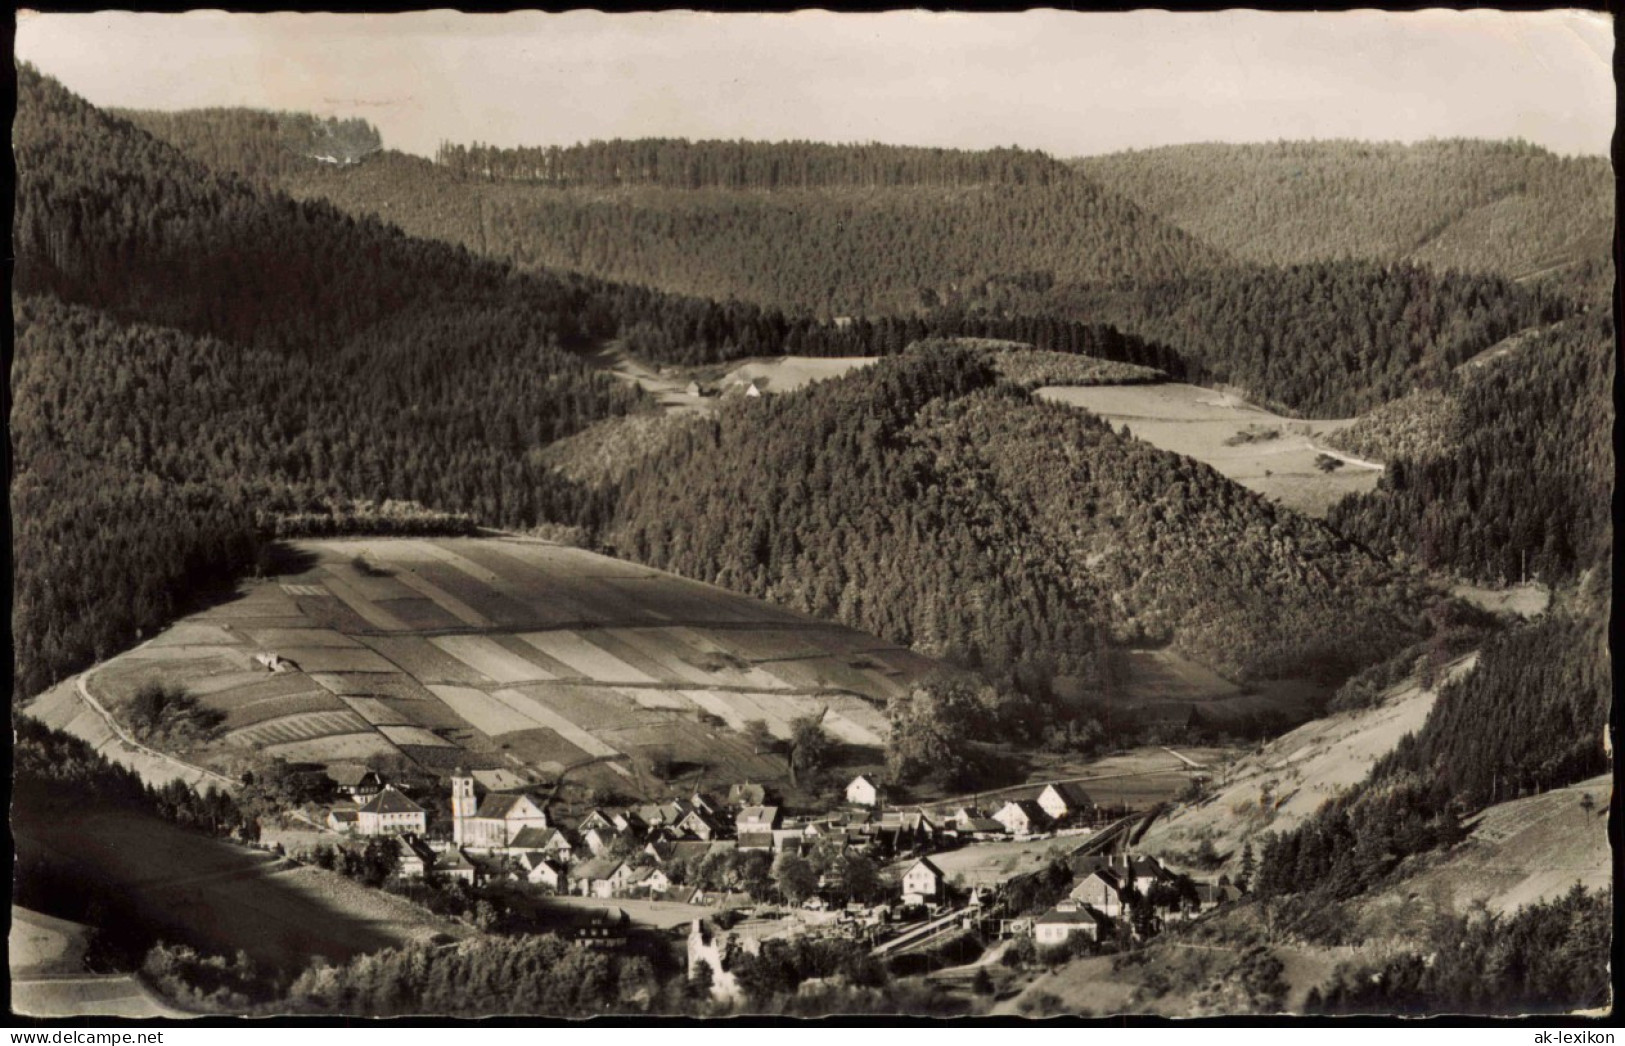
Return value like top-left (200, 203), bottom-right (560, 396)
top-left (15, 9), bottom-right (1616, 159)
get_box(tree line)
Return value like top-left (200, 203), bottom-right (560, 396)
top-left (434, 138), bottom-right (1074, 189)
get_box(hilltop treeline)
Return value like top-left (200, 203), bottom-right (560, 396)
top-left (1327, 314), bottom-right (1612, 583)
top-left (120, 108), bottom-right (382, 184)
top-left (1076, 138), bottom-right (1612, 280)
top-left (1040, 261), bottom-right (1566, 417)
top-left (435, 138), bottom-right (1074, 189)
top-left (606, 347), bottom-right (1427, 698)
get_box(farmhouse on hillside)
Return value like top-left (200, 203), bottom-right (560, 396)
top-left (519, 852), bottom-right (566, 890)
top-left (433, 846), bottom-right (484, 885)
top-left (356, 786), bottom-right (427, 837)
top-left (846, 775), bottom-right (879, 807)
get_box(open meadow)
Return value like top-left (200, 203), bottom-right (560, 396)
top-left (1036, 383), bottom-right (1382, 517)
top-left (73, 535), bottom-right (931, 798)
top-left (1138, 655), bottom-right (1479, 872)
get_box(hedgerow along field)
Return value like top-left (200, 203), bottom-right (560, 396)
top-left (79, 536), bottom-right (929, 797)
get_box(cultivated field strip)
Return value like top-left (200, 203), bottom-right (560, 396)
top-left (376, 724), bottom-right (457, 748)
top-left (146, 622), bottom-right (242, 647)
top-left (427, 684), bottom-right (535, 735)
top-left (262, 732), bottom-right (402, 762)
top-left (379, 560), bottom-right (494, 628)
top-left (363, 636), bottom-right (497, 685)
top-left (516, 630), bottom-right (661, 683)
top-left (309, 672), bottom-right (437, 700)
top-left (318, 568), bottom-right (415, 631)
top-left (220, 690), bottom-right (349, 731)
top-left (228, 709), bottom-right (372, 746)
top-left (490, 688), bottom-right (620, 758)
top-left (432, 634), bottom-right (557, 683)
top-left (272, 646), bottom-right (398, 673)
top-left (244, 627), bottom-right (362, 649)
top-left (338, 695), bottom-right (412, 726)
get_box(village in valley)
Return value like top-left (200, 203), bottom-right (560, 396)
top-left (296, 757), bottom-right (1241, 999)
top-left (10, 8), bottom-right (1612, 1025)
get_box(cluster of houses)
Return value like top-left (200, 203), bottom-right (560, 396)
top-left (852, 775), bottom-right (1103, 838)
top-left (1022, 853), bottom-right (1243, 948)
top-left (318, 771), bottom-right (952, 900)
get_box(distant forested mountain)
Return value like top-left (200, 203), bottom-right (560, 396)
top-left (1038, 261), bottom-right (1567, 417)
top-left (127, 112), bottom-right (1231, 317)
top-left (606, 346), bottom-right (1429, 697)
top-left (1326, 314), bottom-right (1613, 585)
top-left (1076, 139), bottom-right (1612, 280)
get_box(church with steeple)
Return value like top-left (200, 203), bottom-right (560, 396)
top-left (450, 768), bottom-right (550, 850)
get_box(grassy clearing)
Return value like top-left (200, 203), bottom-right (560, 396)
top-left (1139, 657), bottom-right (1478, 874)
top-left (1037, 383), bottom-right (1381, 518)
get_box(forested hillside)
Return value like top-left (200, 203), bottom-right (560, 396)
top-left (128, 112), bottom-right (1230, 317)
top-left (606, 346), bottom-right (1429, 699)
top-left (1035, 261), bottom-right (1567, 417)
top-left (1076, 139), bottom-right (1612, 279)
top-left (119, 107), bottom-right (382, 183)
top-left (1326, 314), bottom-right (1612, 585)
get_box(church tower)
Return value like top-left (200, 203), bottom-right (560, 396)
top-left (450, 769), bottom-right (477, 846)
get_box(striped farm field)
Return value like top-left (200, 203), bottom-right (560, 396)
top-left (515, 631), bottom-right (661, 683)
top-left (377, 724), bottom-right (456, 748)
top-left (243, 628), bottom-right (360, 649)
top-left (488, 728), bottom-right (591, 770)
top-left (262, 733), bottom-right (399, 763)
top-left (362, 637), bottom-right (496, 685)
top-left (272, 646), bottom-right (398, 674)
top-left (430, 634), bottom-right (554, 684)
top-left (366, 597), bottom-right (463, 631)
top-left (427, 684), bottom-right (536, 736)
top-left (511, 683), bottom-right (645, 732)
top-left (227, 709), bottom-right (372, 747)
top-left (220, 690), bottom-right (350, 730)
top-left (339, 696), bottom-right (411, 726)
top-left (87, 535), bottom-right (942, 792)
top-left (309, 672), bottom-right (437, 701)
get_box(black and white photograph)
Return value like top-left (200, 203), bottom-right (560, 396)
top-left (7, 8), bottom-right (1615, 1025)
